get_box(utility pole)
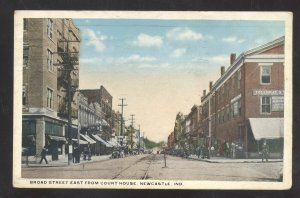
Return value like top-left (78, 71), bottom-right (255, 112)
top-left (130, 114), bottom-right (135, 150)
top-left (118, 98), bottom-right (127, 146)
top-left (138, 125), bottom-right (141, 154)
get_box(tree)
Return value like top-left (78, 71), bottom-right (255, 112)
top-left (173, 112), bottom-right (188, 151)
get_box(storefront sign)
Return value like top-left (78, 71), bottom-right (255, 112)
top-left (253, 89), bottom-right (284, 96)
top-left (272, 96), bottom-right (284, 111)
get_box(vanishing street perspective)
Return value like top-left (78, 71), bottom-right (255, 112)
top-left (21, 18), bottom-right (285, 182)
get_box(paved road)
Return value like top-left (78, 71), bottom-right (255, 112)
top-left (22, 154), bottom-right (282, 181)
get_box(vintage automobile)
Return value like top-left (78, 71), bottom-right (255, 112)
top-left (111, 150), bottom-right (120, 158)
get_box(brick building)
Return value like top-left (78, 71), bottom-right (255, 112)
top-left (201, 36), bottom-right (284, 158)
top-left (22, 18), bottom-right (80, 159)
top-left (80, 86), bottom-right (113, 139)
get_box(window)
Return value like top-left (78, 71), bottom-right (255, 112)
top-left (232, 76), bottom-right (235, 96)
top-left (47, 49), bottom-right (53, 71)
top-left (57, 95), bottom-right (61, 110)
top-left (47, 88), bottom-right (53, 108)
top-left (261, 96), bottom-right (271, 114)
top-left (22, 86), bottom-right (27, 105)
top-left (227, 106), bottom-right (230, 121)
top-left (238, 69), bottom-right (241, 90)
top-left (238, 100), bottom-right (241, 116)
top-left (261, 65), bottom-right (271, 84)
top-left (222, 109), bottom-right (225, 123)
top-left (57, 30), bottom-right (62, 40)
top-left (232, 99), bottom-right (241, 118)
top-left (23, 46), bottom-right (29, 65)
top-left (47, 18), bottom-right (53, 39)
top-left (23, 19), bottom-right (28, 31)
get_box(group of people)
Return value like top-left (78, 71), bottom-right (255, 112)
top-left (39, 143), bottom-right (93, 164)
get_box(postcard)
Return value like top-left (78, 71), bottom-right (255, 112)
top-left (13, 11), bottom-right (292, 189)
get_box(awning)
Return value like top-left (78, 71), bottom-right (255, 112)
top-left (109, 138), bottom-right (121, 147)
top-left (107, 138), bottom-right (121, 147)
top-left (80, 134), bottom-right (96, 144)
top-left (48, 135), bottom-right (67, 142)
top-left (91, 134), bottom-right (112, 147)
top-left (249, 118), bottom-right (284, 140)
top-left (72, 139), bottom-right (88, 145)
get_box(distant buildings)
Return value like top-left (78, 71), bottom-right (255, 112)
top-left (167, 36), bottom-right (285, 158)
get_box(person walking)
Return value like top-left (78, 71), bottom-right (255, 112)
top-left (39, 146), bottom-right (48, 164)
top-left (262, 140), bottom-right (269, 162)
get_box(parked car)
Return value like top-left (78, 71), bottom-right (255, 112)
top-left (111, 150), bottom-right (120, 158)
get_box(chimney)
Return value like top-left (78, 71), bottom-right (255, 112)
top-left (230, 53), bottom-right (236, 65)
top-left (221, 66), bottom-right (225, 76)
top-left (203, 89), bottom-right (206, 96)
top-left (209, 81), bottom-right (213, 91)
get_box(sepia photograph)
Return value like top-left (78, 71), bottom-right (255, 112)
top-left (13, 11), bottom-right (292, 189)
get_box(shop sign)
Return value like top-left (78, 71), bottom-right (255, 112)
top-left (253, 89), bottom-right (284, 96)
top-left (272, 96), bottom-right (284, 111)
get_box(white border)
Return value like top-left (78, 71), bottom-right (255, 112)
top-left (13, 11), bottom-right (293, 190)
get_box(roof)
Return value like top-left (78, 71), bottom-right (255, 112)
top-left (201, 36), bottom-right (284, 102)
top-left (249, 118), bottom-right (284, 140)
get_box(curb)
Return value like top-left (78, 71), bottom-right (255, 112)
top-left (187, 157), bottom-right (283, 163)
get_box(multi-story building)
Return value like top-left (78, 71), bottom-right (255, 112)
top-left (22, 18), bottom-right (80, 159)
top-left (201, 36), bottom-right (284, 158)
top-left (80, 86), bottom-right (113, 139)
top-left (189, 105), bottom-right (203, 150)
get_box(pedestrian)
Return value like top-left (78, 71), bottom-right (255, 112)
top-left (262, 140), bottom-right (269, 162)
top-left (39, 146), bottom-right (48, 164)
top-left (210, 146), bottom-right (215, 157)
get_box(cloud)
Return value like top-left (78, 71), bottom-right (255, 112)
top-left (120, 54), bottom-right (157, 63)
top-left (132, 33), bottom-right (163, 47)
top-left (166, 27), bottom-right (203, 41)
top-left (222, 36), bottom-right (245, 44)
top-left (170, 48), bottom-right (187, 58)
top-left (80, 57), bottom-right (102, 64)
top-left (83, 29), bottom-right (107, 52)
top-left (208, 55), bottom-right (229, 66)
top-left (137, 63), bottom-right (170, 69)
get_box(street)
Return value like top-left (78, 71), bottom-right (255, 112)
top-left (22, 154), bottom-right (282, 181)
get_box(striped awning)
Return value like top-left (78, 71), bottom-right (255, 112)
top-left (80, 134), bottom-right (96, 144)
top-left (91, 134), bottom-right (112, 147)
top-left (72, 139), bottom-right (88, 145)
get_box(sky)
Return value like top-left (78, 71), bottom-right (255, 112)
top-left (73, 19), bottom-right (284, 142)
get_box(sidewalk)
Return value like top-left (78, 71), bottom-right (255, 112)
top-left (187, 155), bottom-right (283, 163)
top-left (22, 154), bottom-right (112, 168)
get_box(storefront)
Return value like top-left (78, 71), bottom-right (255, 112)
top-left (246, 118), bottom-right (284, 158)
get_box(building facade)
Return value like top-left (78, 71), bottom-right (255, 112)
top-left (22, 18), bottom-right (80, 159)
top-left (201, 36), bottom-right (284, 158)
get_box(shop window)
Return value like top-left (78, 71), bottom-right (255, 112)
top-left (22, 120), bottom-right (36, 135)
top-left (261, 65), bottom-right (271, 84)
top-left (47, 88), bottom-right (53, 109)
top-left (261, 96), bottom-right (271, 114)
top-left (47, 18), bottom-right (53, 39)
top-left (45, 121), bottom-right (63, 136)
